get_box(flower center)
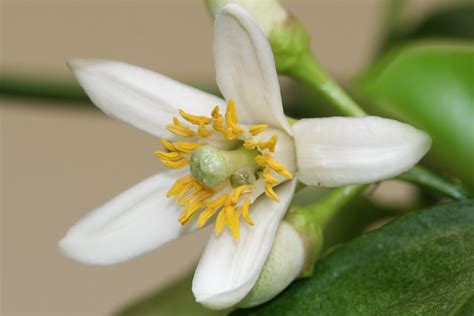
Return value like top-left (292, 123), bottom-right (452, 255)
top-left (190, 145), bottom-right (259, 188)
top-left (154, 99), bottom-right (293, 239)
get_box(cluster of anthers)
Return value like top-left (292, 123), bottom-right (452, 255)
top-left (154, 100), bottom-right (293, 239)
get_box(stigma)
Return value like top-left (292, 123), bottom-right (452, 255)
top-left (154, 100), bottom-right (293, 239)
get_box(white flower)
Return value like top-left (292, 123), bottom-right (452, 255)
top-left (59, 4), bottom-right (431, 310)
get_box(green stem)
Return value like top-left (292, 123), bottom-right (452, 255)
top-left (398, 166), bottom-right (470, 200)
top-left (284, 52), bottom-right (469, 202)
top-left (310, 185), bottom-right (367, 229)
top-left (0, 73), bottom-right (89, 102)
top-left (285, 53), bottom-right (367, 117)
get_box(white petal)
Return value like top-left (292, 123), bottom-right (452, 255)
top-left (292, 117), bottom-right (432, 186)
top-left (69, 59), bottom-right (225, 139)
top-left (192, 179), bottom-right (297, 309)
top-left (59, 169), bottom-right (194, 265)
top-left (213, 4), bottom-right (291, 134)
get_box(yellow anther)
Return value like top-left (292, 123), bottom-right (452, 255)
top-left (244, 134), bottom-right (278, 152)
top-left (173, 141), bottom-right (205, 153)
top-left (179, 202), bottom-right (203, 224)
top-left (259, 134), bottom-right (278, 152)
top-left (230, 185), bottom-right (252, 204)
top-left (198, 124), bottom-right (213, 138)
top-left (167, 175), bottom-right (193, 198)
top-left (263, 168), bottom-right (279, 184)
top-left (243, 139), bottom-right (258, 150)
top-left (211, 106), bottom-right (227, 133)
top-left (154, 151), bottom-right (183, 161)
top-left (239, 198), bottom-right (254, 225)
top-left (225, 100), bottom-right (238, 126)
top-left (207, 194), bottom-right (229, 209)
top-left (264, 182), bottom-right (280, 202)
top-left (224, 100), bottom-right (244, 139)
top-left (160, 158), bottom-right (189, 169)
top-left (167, 117), bottom-right (196, 138)
top-left (256, 155), bottom-right (293, 180)
top-left (197, 194), bottom-right (228, 228)
top-left (179, 189), bottom-right (213, 207)
top-left (230, 207), bottom-right (240, 240)
top-left (179, 109), bottom-right (211, 125)
top-left (215, 210), bottom-right (226, 235)
top-left (249, 124), bottom-right (268, 136)
top-left (160, 139), bottom-right (176, 151)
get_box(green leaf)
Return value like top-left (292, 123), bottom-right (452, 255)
top-left (405, 4), bottom-right (474, 41)
top-left (379, 3), bottom-right (474, 53)
top-left (115, 272), bottom-right (228, 316)
top-left (233, 200), bottom-right (474, 315)
top-left (356, 42), bottom-right (474, 191)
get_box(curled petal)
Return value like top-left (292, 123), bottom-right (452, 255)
top-left (214, 4), bottom-right (292, 134)
top-left (292, 116), bottom-right (432, 186)
top-left (192, 179), bottom-right (297, 309)
top-left (69, 59), bottom-right (225, 139)
top-left (59, 169), bottom-right (195, 265)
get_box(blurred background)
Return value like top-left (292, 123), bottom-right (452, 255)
top-left (1, 0), bottom-right (470, 315)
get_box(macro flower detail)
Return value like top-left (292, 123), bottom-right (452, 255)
top-left (59, 3), bottom-right (431, 310)
top-left (154, 100), bottom-right (293, 239)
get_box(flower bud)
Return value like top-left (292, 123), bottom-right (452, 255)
top-left (206, 0), bottom-right (288, 36)
top-left (238, 206), bottom-right (323, 308)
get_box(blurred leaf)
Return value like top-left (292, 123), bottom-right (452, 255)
top-left (116, 272), bottom-right (228, 316)
top-left (356, 41), bottom-right (474, 191)
top-left (233, 200), bottom-right (474, 315)
top-left (379, 2), bottom-right (474, 54)
top-left (407, 3), bottom-right (474, 41)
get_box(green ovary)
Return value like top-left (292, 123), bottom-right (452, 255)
top-left (190, 145), bottom-right (260, 188)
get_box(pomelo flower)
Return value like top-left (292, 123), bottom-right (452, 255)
top-left (59, 4), bottom-right (431, 309)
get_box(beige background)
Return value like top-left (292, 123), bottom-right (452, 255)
top-left (1, 1), bottom-right (450, 315)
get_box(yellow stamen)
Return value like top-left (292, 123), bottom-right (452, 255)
top-left (198, 124), bottom-right (213, 138)
top-left (167, 117), bottom-right (196, 138)
top-left (157, 101), bottom-right (294, 240)
top-left (264, 182), bottom-right (280, 202)
top-left (243, 139), bottom-right (258, 150)
top-left (239, 198), bottom-right (254, 225)
top-left (167, 175), bottom-right (194, 198)
top-left (173, 141), bottom-right (205, 153)
top-left (179, 109), bottom-right (211, 125)
top-left (263, 168), bottom-right (279, 184)
top-left (249, 124), bottom-right (268, 136)
top-left (215, 210), bottom-right (226, 235)
top-left (160, 139), bottom-right (175, 151)
top-left (256, 155), bottom-right (293, 180)
top-left (243, 134), bottom-right (278, 152)
top-left (230, 185), bottom-right (252, 204)
top-left (160, 159), bottom-right (189, 169)
top-left (179, 202), bottom-right (203, 224)
top-left (259, 134), bottom-right (278, 152)
top-left (211, 106), bottom-right (226, 132)
top-left (154, 151), bottom-right (183, 161)
top-left (224, 99), bottom-right (243, 139)
top-left (197, 194), bottom-right (228, 228)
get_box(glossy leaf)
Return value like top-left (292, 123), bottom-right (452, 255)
top-left (116, 273), bottom-right (228, 316)
top-left (356, 42), bottom-right (474, 191)
top-left (233, 200), bottom-right (474, 315)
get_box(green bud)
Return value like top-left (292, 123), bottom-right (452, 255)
top-left (239, 206), bottom-right (323, 308)
top-left (190, 146), bottom-right (228, 187)
top-left (268, 17), bottom-right (311, 75)
top-left (206, 0), bottom-right (288, 36)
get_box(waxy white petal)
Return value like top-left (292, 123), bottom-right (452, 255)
top-left (69, 59), bottom-right (225, 139)
top-left (192, 179), bottom-right (297, 309)
top-left (292, 116), bottom-right (432, 186)
top-left (59, 169), bottom-right (195, 265)
top-left (214, 4), bottom-right (292, 134)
